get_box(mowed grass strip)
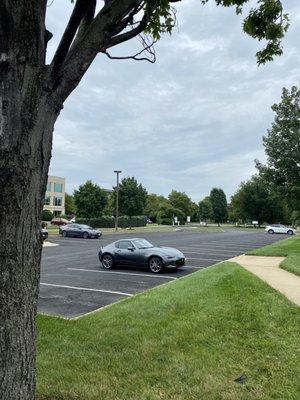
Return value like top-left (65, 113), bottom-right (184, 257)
top-left (37, 262), bottom-right (300, 400)
top-left (248, 235), bottom-right (300, 276)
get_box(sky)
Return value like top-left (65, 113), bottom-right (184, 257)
top-left (46, 0), bottom-right (300, 202)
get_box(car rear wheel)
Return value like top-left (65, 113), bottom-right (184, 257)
top-left (268, 229), bottom-right (274, 234)
top-left (62, 230), bottom-right (67, 237)
top-left (101, 254), bottom-right (114, 269)
top-left (287, 230), bottom-right (294, 235)
top-left (149, 256), bottom-right (164, 273)
top-left (83, 232), bottom-right (89, 239)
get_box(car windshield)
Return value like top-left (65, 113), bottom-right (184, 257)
top-left (133, 239), bottom-right (154, 249)
top-left (80, 225), bottom-right (92, 229)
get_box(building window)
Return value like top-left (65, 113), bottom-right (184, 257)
top-left (47, 182), bottom-right (51, 192)
top-left (44, 196), bottom-right (51, 205)
top-left (54, 182), bottom-right (63, 193)
top-left (54, 197), bottom-right (62, 206)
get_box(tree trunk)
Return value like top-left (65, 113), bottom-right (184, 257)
top-left (0, 3), bottom-right (61, 399)
top-left (0, 92), bottom-right (59, 399)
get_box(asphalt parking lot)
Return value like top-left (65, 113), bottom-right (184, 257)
top-left (39, 229), bottom-right (285, 318)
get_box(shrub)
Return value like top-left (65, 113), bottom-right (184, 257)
top-left (42, 209), bottom-right (54, 221)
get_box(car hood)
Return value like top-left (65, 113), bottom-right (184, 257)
top-left (145, 246), bottom-right (184, 258)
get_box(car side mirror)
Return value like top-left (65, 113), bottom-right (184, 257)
top-left (128, 246), bottom-right (135, 251)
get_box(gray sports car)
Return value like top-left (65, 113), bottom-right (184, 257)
top-left (98, 238), bottom-right (185, 273)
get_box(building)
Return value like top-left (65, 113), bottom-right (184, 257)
top-left (44, 175), bottom-right (65, 216)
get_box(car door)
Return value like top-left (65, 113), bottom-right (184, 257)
top-left (68, 224), bottom-right (81, 237)
top-left (115, 240), bottom-right (139, 265)
top-left (278, 224), bottom-right (287, 233)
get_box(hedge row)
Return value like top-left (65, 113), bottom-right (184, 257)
top-left (76, 215), bottom-right (147, 228)
top-left (159, 218), bottom-right (186, 226)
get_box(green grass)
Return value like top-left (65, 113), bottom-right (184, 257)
top-left (37, 262), bottom-right (300, 400)
top-left (247, 236), bottom-right (300, 276)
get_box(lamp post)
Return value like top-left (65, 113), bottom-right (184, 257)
top-left (114, 170), bottom-right (122, 231)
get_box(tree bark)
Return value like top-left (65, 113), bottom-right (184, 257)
top-left (0, 2), bottom-right (61, 399)
top-left (0, 94), bottom-right (60, 399)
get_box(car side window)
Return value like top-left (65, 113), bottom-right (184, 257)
top-left (118, 240), bottom-right (132, 249)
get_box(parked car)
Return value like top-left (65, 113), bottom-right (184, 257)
top-left (51, 217), bottom-right (69, 226)
top-left (99, 238), bottom-right (185, 273)
top-left (265, 224), bottom-right (296, 235)
top-left (41, 228), bottom-right (48, 241)
top-left (60, 223), bottom-right (102, 239)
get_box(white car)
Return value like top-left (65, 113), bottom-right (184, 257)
top-left (265, 224), bottom-right (295, 235)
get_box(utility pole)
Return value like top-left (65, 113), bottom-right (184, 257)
top-left (114, 170), bottom-right (122, 231)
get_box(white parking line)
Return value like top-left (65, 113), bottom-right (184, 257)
top-left (187, 257), bottom-right (224, 262)
top-left (67, 268), bottom-right (177, 280)
top-left (40, 282), bottom-right (133, 297)
top-left (178, 247), bottom-right (242, 254)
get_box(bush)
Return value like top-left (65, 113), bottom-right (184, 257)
top-left (76, 215), bottom-right (147, 229)
top-left (42, 209), bottom-right (54, 221)
top-left (160, 218), bottom-right (173, 225)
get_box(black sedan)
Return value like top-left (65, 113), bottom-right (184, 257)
top-left (60, 223), bottom-right (102, 239)
top-left (99, 238), bottom-right (185, 273)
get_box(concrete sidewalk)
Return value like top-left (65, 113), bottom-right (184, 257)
top-left (231, 255), bottom-right (300, 307)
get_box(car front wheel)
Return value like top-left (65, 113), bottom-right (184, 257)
top-left (149, 256), bottom-right (164, 273)
top-left (83, 232), bottom-right (89, 239)
top-left (62, 230), bottom-right (67, 237)
top-left (287, 230), bottom-right (294, 235)
top-left (101, 254), bottom-right (114, 269)
top-left (268, 229), bottom-right (274, 234)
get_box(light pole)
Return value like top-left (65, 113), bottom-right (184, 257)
top-left (114, 170), bottom-right (122, 231)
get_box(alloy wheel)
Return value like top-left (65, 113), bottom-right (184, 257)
top-left (149, 257), bottom-right (163, 273)
top-left (102, 254), bottom-right (113, 269)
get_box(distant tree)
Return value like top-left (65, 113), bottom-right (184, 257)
top-left (210, 188), bottom-right (228, 225)
top-left (190, 202), bottom-right (200, 222)
top-left (198, 196), bottom-right (213, 222)
top-left (65, 193), bottom-right (76, 216)
top-left (103, 195), bottom-right (115, 217)
top-left (145, 194), bottom-right (170, 222)
top-left (114, 177), bottom-right (147, 228)
top-left (74, 181), bottom-right (108, 219)
top-left (231, 176), bottom-right (285, 225)
top-left (156, 203), bottom-right (185, 225)
top-left (41, 209), bottom-right (54, 222)
top-left (256, 86), bottom-right (300, 212)
top-left (168, 190), bottom-right (192, 218)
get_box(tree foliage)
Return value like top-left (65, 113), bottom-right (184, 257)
top-left (145, 193), bottom-right (170, 221)
top-left (202, 0), bottom-right (289, 64)
top-left (168, 190), bottom-right (192, 217)
top-left (199, 196), bottom-right (213, 221)
top-left (231, 175), bottom-right (286, 225)
top-left (65, 193), bottom-right (77, 215)
top-left (115, 177), bottom-right (148, 220)
top-left (74, 180), bottom-right (108, 218)
top-left (256, 86), bottom-right (300, 212)
top-left (210, 188), bottom-right (228, 224)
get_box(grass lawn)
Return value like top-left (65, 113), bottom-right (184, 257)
top-left (248, 235), bottom-right (300, 276)
top-left (37, 262), bottom-right (300, 400)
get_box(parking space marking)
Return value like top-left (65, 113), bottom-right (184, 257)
top-left (67, 268), bottom-right (178, 280)
top-left (40, 282), bottom-right (133, 297)
top-left (187, 257), bottom-right (224, 262)
top-left (178, 246), bottom-right (245, 253)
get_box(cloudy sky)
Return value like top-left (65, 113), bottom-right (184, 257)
top-left (46, 0), bottom-right (300, 202)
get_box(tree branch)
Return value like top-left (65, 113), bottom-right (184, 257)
top-left (51, 0), bottom-right (147, 101)
top-left (50, 0), bottom-right (88, 77)
top-left (103, 36), bottom-right (156, 63)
